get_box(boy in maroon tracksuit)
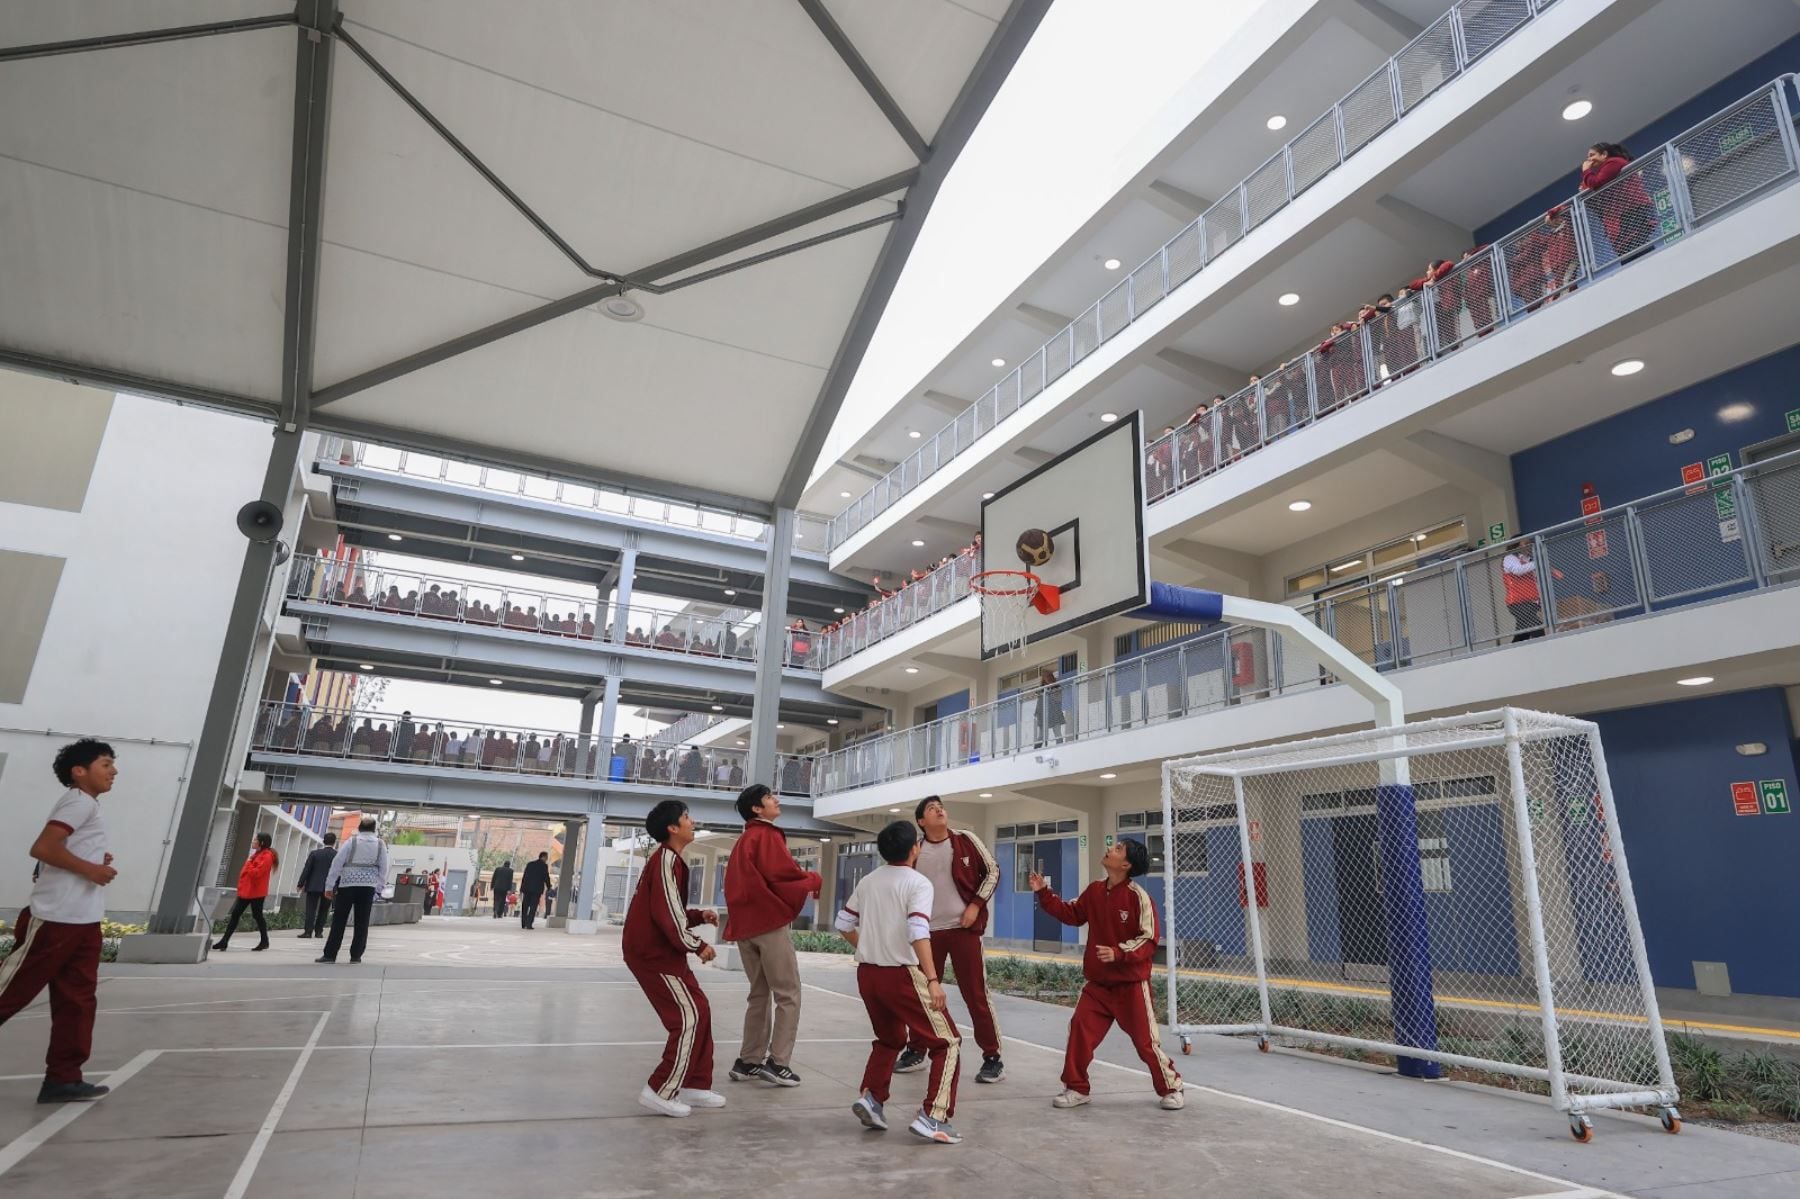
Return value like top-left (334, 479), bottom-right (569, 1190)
top-left (623, 800), bottom-right (723, 1118)
top-left (1030, 838), bottom-right (1184, 1109)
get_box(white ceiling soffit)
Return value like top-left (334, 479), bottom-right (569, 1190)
top-left (0, 0), bottom-right (1048, 513)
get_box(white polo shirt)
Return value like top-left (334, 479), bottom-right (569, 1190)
top-left (837, 864), bottom-right (934, 968)
top-left (29, 787), bottom-right (109, 924)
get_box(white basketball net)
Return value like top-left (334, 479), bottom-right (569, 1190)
top-left (972, 570), bottom-right (1038, 657)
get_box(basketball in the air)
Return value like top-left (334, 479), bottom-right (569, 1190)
top-left (1015, 528), bottom-right (1055, 567)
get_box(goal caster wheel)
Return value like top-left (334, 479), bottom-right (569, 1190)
top-left (1257, 1035), bottom-right (1270, 1053)
top-left (1569, 1115), bottom-right (1594, 1143)
top-left (1658, 1107), bottom-right (1681, 1134)
top-left (1180, 1037), bottom-right (1192, 1055)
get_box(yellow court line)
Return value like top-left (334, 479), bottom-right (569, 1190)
top-left (985, 947), bottom-right (1800, 1042)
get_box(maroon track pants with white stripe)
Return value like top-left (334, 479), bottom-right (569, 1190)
top-left (858, 962), bottom-right (961, 1120)
top-left (629, 962), bottom-right (713, 1100)
top-left (906, 927), bottom-right (1001, 1057)
top-left (0, 909), bottom-right (102, 1083)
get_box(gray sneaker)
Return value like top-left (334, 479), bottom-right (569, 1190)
top-left (976, 1054), bottom-right (1005, 1083)
top-left (893, 1047), bottom-right (928, 1073)
top-left (852, 1091), bottom-right (887, 1131)
top-left (909, 1109), bottom-right (962, 1144)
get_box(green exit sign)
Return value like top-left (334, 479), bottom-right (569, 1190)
top-left (1762, 779), bottom-right (1792, 816)
top-left (1787, 408), bottom-right (1800, 434)
top-left (1487, 522), bottom-right (1506, 543)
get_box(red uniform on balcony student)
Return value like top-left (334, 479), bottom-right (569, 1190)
top-left (1580, 141), bottom-right (1656, 263)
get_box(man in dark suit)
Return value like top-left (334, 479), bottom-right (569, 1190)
top-left (490, 860), bottom-right (514, 919)
top-left (520, 851), bottom-right (551, 929)
top-left (295, 832), bottom-right (338, 939)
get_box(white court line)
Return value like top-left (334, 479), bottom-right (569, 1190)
top-left (0, 1071), bottom-right (112, 1083)
top-left (798, 982), bottom-right (1629, 1199)
top-left (0, 1051), bottom-right (160, 1179)
top-left (222, 1011), bottom-right (329, 1199)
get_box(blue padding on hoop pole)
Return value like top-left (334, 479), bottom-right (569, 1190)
top-left (1129, 582), bottom-right (1225, 624)
top-left (1375, 782), bottom-right (1443, 1079)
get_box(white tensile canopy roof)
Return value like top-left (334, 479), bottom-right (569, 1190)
top-left (0, 0), bottom-right (1045, 514)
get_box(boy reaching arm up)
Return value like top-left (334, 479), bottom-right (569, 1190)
top-left (1031, 838), bottom-right (1184, 1110)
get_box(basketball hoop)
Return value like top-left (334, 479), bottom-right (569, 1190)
top-left (971, 569), bottom-right (1061, 656)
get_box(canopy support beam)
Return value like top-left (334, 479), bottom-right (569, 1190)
top-left (796, 0), bottom-right (929, 161)
top-left (0, 13), bottom-right (297, 63)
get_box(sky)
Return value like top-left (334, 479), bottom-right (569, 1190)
top-left (810, 0), bottom-right (1268, 486)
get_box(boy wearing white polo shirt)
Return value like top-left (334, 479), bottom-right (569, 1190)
top-left (0, 739), bottom-right (119, 1103)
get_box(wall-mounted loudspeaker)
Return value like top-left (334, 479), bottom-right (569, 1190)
top-left (236, 500), bottom-right (284, 544)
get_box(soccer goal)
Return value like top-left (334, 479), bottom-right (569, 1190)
top-left (1160, 708), bottom-right (1680, 1141)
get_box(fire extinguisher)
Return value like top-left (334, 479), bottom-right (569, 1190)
top-left (1231, 642), bottom-right (1256, 686)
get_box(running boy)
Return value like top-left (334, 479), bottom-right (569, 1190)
top-left (836, 819), bottom-right (964, 1144)
top-left (622, 799), bottom-right (724, 1118)
top-left (1030, 837), bottom-right (1184, 1109)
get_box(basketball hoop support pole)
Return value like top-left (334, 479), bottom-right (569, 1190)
top-left (1208, 592), bottom-right (1440, 1077)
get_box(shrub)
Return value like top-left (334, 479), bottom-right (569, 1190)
top-left (790, 930), bottom-right (854, 955)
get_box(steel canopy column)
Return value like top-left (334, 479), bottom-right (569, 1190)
top-left (609, 540), bottom-right (638, 645)
top-left (748, 508), bottom-right (796, 785)
top-left (549, 820), bottom-right (579, 927)
top-left (148, 0), bottom-right (336, 938)
top-left (572, 799), bottom-right (606, 926)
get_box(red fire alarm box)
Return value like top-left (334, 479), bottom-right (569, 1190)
top-left (1231, 642), bottom-right (1256, 686)
top-left (1237, 862), bottom-right (1268, 908)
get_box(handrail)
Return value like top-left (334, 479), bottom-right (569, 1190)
top-left (803, 447), bottom-right (1800, 796)
top-left (319, 437), bottom-right (834, 553)
top-left (810, 546), bottom-right (980, 668)
top-left (815, 76), bottom-right (1800, 667)
top-left (248, 701), bottom-right (817, 797)
top-left (827, 0), bottom-right (1558, 549)
top-left (285, 554), bottom-right (820, 670)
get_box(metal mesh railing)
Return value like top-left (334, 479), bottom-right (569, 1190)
top-left (1163, 709), bottom-right (1677, 1132)
top-left (807, 447), bottom-right (1800, 796)
top-left (285, 555), bottom-right (817, 669)
top-left (825, 0), bottom-right (1567, 550)
top-left (810, 547), bottom-right (980, 668)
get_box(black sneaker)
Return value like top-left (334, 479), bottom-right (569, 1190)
top-left (976, 1055), bottom-right (1005, 1084)
top-left (756, 1060), bottom-right (802, 1087)
top-left (727, 1058), bottom-right (763, 1082)
top-left (38, 1080), bottom-right (109, 1104)
top-left (893, 1047), bottom-right (928, 1074)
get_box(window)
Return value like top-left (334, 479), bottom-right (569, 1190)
top-left (1419, 809), bottom-right (1452, 892)
top-left (1286, 519), bottom-right (1469, 598)
top-left (1014, 841), bottom-right (1036, 892)
top-left (686, 856), bottom-right (704, 904)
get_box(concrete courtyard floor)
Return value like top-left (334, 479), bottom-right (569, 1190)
top-left (1, 918), bottom-right (1797, 1198)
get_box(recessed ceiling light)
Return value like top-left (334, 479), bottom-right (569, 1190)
top-left (1676, 676), bottom-right (1713, 687)
top-left (1611, 359), bottom-right (1645, 377)
top-left (710, 704), bottom-right (724, 711)
top-left (833, 606), bottom-right (845, 614)
top-left (978, 792), bottom-right (993, 798)
top-left (736, 739), bottom-right (747, 747)
top-left (982, 492), bottom-right (995, 500)
top-left (600, 295), bottom-right (644, 322)
top-left (776, 724), bottom-right (785, 730)
top-left (1103, 258), bottom-right (1122, 271)
top-left (818, 837), bottom-right (832, 843)
top-left (904, 667), bottom-right (919, 674)
top-left (1099, 772), bottom-right (1117, 780)
top-left (1266, 114), bottom-right (1288, 131)
top-left (1562, 99), bottom-right (1593, 122)
top-left (1099, 412), bottom-right (1119, 423)
top-left (488, 678), bottom-right (503, 686)
top-left (991, 357), bottom-right (1006, 368)
top-left (509, 553), bottom-right (525, 562)
top-left (1278, 292), bottom-right (1301, 307)
top-left (387, 533), bottom-right (403, 542)
top-left (840, 490), bottom-right (852, 498)
top-left (1288, 500), bottom-right (1312, 512)
top-left (1718, 402), bottom-right (1755, 423)
top-left (827, 718), bottom-right (839, 725)
top-left (911, 539), bottom-right (925, 547)
top-left (359, 663), bottom-right (374, 671)
top-left (723, 588), bottom-right (736, 596)
top-left (889, 807), bottom-right (900, 813)
top-left (1669, 428), bottom-right (1696, 445)
top-left (908, 429), bottom-right (922, 439)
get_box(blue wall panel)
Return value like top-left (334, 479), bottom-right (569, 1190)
top-left (1511, 345), bottom-right (1800, 535)
top-left (1302, 818), bottom-right (1345, 965)
top-left (1587, 689), bottom-right (1800, 998)
top-left (992, 841), bottom-right (1021, 940)
top-left (1426, 804), bottom-right (1519, 977)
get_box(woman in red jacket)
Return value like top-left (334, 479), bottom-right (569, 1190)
top-left (1580, 142), bottom-right (1656, 264)
top-left (213, 833), bottom-right (279, 951)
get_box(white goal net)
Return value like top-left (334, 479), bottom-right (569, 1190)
top-left (1161, 708), bottom-right (1678, 1131)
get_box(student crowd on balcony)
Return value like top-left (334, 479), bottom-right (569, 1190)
top-left (816, 535), bottom-right (983, 643)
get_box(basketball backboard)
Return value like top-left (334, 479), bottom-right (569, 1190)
top-left (978, 413), bottom-right (1149, 658)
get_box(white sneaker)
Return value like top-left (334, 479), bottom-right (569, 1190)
top-left (677, 1088), bottom-right (726, 1109)
top-left (637, 1085), bottom-right (692, 1118)
top-left (1052, 1089), bottom-right (1091, 1109)
top-left (1160, 1089), bottom-right (1185, 1110)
